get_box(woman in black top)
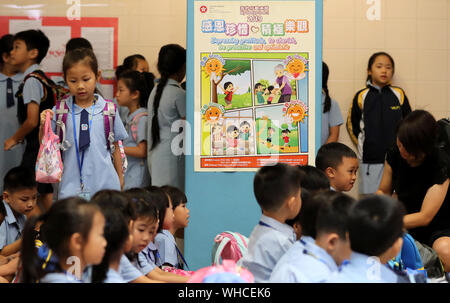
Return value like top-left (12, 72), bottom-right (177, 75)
top-left (377, 110), bottom-right (450, 272)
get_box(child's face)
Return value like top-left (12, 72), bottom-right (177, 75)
top-left (135, 59), bottom-right (149, 73)
top-left (116, 79), bottom-right (135, 107)
top-left (368, 55), bottom-right (393, 87)
top-left (257, 85), bottom-right (263, 92)
top-left (282, 132), bottom-right (288, 138)
top-left (162, 197), bottom-right (175, 230)
top-left (330, 157), bottom-right (359, 192)
top-left (173, 203), bottom-right (190, 229)
top-left (228, 129), bottom-right (239, 138)
top-left (65, 61), bottom-right (99, 103)
top-left (240, 124), bottom-right (250, 133)
top-left (132, 216), bottom-right (158, 253)
top-left (268, 128), bottom-right (274, 135)
top-left (9, 39), bottom-right (32, 69)
top-left (82, 211), bottom-right (107, 266)
top-left (3, 187), bottom-right (37, 217)
top-left (226, 84), bottom-right (234, 92)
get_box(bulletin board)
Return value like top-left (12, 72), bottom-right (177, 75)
top-left (193, 1), bottom-right (320, 171)
top-left (0, 16), bottom-right (118, 100)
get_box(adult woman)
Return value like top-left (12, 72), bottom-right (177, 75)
top-left (147, 44), bottom-right (186, 190)
top-left (377, 110), bottom-right (450, 272)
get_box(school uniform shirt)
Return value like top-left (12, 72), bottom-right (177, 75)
top-left (240, 214), bottom-right (296, 283)
top-left (321, 92), bottom-right (343, 146)
top-left (123, 107), bottom-right (150, 190)
top-left (50, 94), bottom-right (128, 199)
top-left (0, 72), bottom-right (24, 191)
top-left (104, 268), bottom-right (126, 283)
top-left (327, 252), bottom-right (409, 283)
top-left (134, 250), bottom-right (157, 275)
top-left (269, 236), bottom-right (338, 283)
top-left (22, 64), bottom-right (44, 107)
top-left (118, 255), bottom-right (143, 282)
top-left (141, 241), bottom-right (162, 267)
top-left (147, 78), bottom-right (186, 190)
top-left (39, 272), bottom-right (82, 283)
top-left (0, 200), bottom-right (26, 251)
top-left (154, 229), bottom-right (179, 268)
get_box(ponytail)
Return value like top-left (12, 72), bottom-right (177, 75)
top-left (150, 44), bottom-right (186, 150)
top-left (322, 62), bottom-right (331, 113)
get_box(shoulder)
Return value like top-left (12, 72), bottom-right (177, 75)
top-left (389, 86), bottom-right (407, 103)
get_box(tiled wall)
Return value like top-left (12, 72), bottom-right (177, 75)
top-left (1, 0), bottom-right (449, 197)
top-left (323, 0), bottom-right (450, 197)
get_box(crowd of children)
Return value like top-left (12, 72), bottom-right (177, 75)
top-left (0, 28), bottom-right (448, 284)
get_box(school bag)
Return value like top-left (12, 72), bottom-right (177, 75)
top-left (35, 112), bottom-right (63, 183)
top-left (54, 95), bottom-right (128, 174)
top-left (188, 259), bottom-right (254, 283)
top-left (211, 231), bottom-right (248, 265)
top-left (130, 111), bottom-right (148, 142)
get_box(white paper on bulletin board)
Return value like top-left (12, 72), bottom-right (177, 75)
top-left (81, 27), bottom-right (114, 70)
top-left (9, 19), bottom-right (42, 34)
top-left (40, 26), bottom-right (71, 73)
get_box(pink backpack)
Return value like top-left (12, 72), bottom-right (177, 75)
top-left (188, 259), bottom-right (254, 283)
top-left (54, 96), bottom-right (128, 173)
top-left (130, 111), bottom-right (148, 142)
top-left (35, 112), bottom-right (63, 183)
top-left (212, 231), bottom-right (249, 265)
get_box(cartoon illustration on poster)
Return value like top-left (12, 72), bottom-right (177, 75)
top-left (194, 1), bottom-right (317, 171)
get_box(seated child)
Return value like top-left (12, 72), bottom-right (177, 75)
top-left (315, 142), bottom-right (358, 192)
top-left (270, 191), bottom-right (354, 282)
top-left (91, 190), bottom-right (135, 283)
top-left (240, 162), bottom-right (302, 282)
top-left (127, 189), bottom-right (188, 283)
top-left (327, 195), bottom-right (410, 283)
top-left (159, 185), bottom-right (190, 270)
top-left (1, 166), bottom-right (37, 257)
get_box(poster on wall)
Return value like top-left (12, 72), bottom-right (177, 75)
top-left (194, 1), bottom-right (319, 171)
top-left (0, 16), bottom-right (118, 100)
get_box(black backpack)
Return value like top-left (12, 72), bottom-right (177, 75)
top-left (437, 118), bottom-right (450, 162)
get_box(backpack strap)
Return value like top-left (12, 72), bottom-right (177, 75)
top-left (130, 111), bottom-right (148, 142)
top-left (55, 96), bottom-right (71, 150)
top-left (103, 99), bottom-right (117, 151)
top-left (213, 233), bottom-right (232, 265)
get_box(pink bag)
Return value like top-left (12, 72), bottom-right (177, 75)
top-left (162, 267), bottom-right (194, 277)
top-left (35, 112), bottom-right (63, 183)
top-left (188, 260), bottom-right (254, 283)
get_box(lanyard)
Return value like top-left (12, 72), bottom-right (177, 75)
top-left (71, 98), bottom-right (95, 190)
top-left (175, 244), bottom-right (189, 270)
top-left (258, 221), bottom-right (273, 229)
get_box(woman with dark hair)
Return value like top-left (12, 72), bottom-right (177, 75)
top-left (377, 110), bottom-right (450, 273)
top-left (321, 62), bottom-right (343, 145)
top-left (147, 44), bottom-right (186, 190)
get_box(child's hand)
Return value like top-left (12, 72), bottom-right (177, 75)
top-left (40, 109), bottom-right (54, 126)
top-left (4, 137), bottom-right (18, 151)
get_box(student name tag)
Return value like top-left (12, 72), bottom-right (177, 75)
top-left (78, 190), bottom-right (91, 201)
top-left (81, 123), bottom-right (89, 131)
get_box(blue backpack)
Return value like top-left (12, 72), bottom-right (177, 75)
top-left (388, 233), bottom-right (426, 277)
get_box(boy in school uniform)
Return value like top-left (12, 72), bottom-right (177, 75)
top-left (5, 30), bottom-right (54, 211)
top-left (0, 166), bottom-right (37, 257)
top-left (270, 191), bottom-right (354, 283)
top-left (240, 162), bottom-right (302, 283)
top-left (315, 142), bottom-right (359, 192)
top-left (327, 195), bottom-right (411, 283)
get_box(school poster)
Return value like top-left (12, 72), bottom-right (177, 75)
top-left (194, 1), bottom-right (318, 171)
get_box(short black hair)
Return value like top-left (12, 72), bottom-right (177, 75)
top-left (161, 185), bottom-right (187, 210)
top-left (316, 192), bottom-right (355, 239)
top-left (297, 190), bottom-right (334, 238)
top-left (224, 82), bottom-right (233, 90)
top-left (13, 30), bottom-right (50, 64)
top-left (348, 195), bottom-right (406, 256)
top-left (254, 163), bottom-right (302, 212)
top-left (254, 83), bottom-right (262, 89)
top-left (282, 129), bottom-right (291, 134)
top-left (65, 37), bottom-right (93, 52)
top-left (296, 165), bottom-right (330, 192)
top-left (240, 121), bottom-right (250, 128)
top-left (3, 166), bottom-right (37, 193)
top-left (316, 142), bottom-right (357, 172)
top-left (0, 34), bottom-right (14, 64)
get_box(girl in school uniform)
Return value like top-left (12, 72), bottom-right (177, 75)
top-left (116, 70), bottom-right (151, 190)
top-left (321, 62), bottom-right (343, 146)
top-left (147, 44), bottom-right (186, 190)
top-left (39, 48), bottom-right (127, 200)
top-left (0, 34), bottom-right (24, 191)
top-left (20, 197), bottom-right (107, 283)
top-left (159, 185), bottom-right (190, 270)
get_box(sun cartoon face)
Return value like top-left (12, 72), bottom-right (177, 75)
top-left (201, 103), bottom-right (225, 126)
top-left (284, 55), bottom-right (308, 80)
top-left (201, 55), bottom-right (225, 78)
top-left (283, 100), bottom-right (309, 124)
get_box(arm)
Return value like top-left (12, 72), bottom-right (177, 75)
top-left (0, 239), bottom-right (21, 257)
top-left (4, 102), bottom-right (39, 150)
top-left (376, 161), bottom-right (393, 196)
top-left (38, 109), bottom-right (54, 143)
top-left (0, 256), bottom-right (19, 277)
top-left (130, 274), bottom-right (165, 283)
top-left (401, 90), bottom-right (412, 118)
top-left (325, 125), bottom-right (340, 143)
top-left (112, 141), bottom-right (124, 191)
top-left (404, 179), bottom-right (449, 229)
top-left (124, 141), bottom-right (147, 158)
top-left (146, 266), bottom-right (189, 283)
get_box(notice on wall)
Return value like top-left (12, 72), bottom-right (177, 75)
top-left (193, 1), bottom-right (318, 171)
